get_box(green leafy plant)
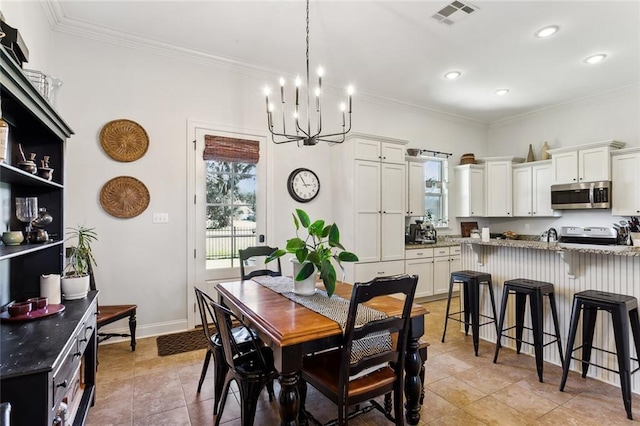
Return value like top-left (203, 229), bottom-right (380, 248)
top-left (64, 225), bottom-right (98, 277)
top-left (266, 209), bottom-right (358, 297)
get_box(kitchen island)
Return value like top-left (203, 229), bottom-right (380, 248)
top-left (445, 237), bottom-right (640, 394)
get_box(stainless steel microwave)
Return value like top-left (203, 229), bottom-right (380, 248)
top-left (550, 181), bottom-right (611, 210)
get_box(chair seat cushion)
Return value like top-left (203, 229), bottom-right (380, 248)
top-left (303, 349), bottom-right (395, 398)
top-left (212, 325), bottom-right (255, 347)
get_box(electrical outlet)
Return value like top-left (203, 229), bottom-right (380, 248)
top-left (524, 223), bottom-right (530, 231)
top-left (152, 213), bottom-right (169, 224)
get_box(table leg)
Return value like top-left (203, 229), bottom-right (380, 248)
top-left (279, 372), bottom-right (300, 426)
top-left (404, 336), bottom-right (422, 425)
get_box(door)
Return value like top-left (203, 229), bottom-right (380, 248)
top-left (579, 146), bottom-right (609, 182)
top-left (532, 162), bottom-right (553, 216)
top-left (469, 167), bottom-right (485, 216)
top-left (612, 153), bottom-right (640, 216)
top-left (552, 151), bottom-right (578, 184)
top-left (433, 255), bottom-right (451, 295)
top-left (408, 161), bottom-right (425, 217)
top-left (381, 162), bottom-right (406, 261)
top-left (187, 121), bottom-right (268, 328)
top-left (486, 161), bottom-right (512, 217)
top-left (355, 160), bottom-right (381, 263)
top-left (512, 166), bottom-right (532, 217)
top-left (405, 259), bottom-right (434, 298)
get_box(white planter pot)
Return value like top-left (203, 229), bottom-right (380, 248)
top-left (61, 275), bottom-right (90, 300)
top-left (290, 259), bottom-right (317, 296)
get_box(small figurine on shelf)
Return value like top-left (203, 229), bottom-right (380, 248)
top-left (16, 144), bottom-right (36, 174)
top-left (38, 156), bottom-right (53, 180)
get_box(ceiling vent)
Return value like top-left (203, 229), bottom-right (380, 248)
top-left (432, 1), bottom-right (478, 25)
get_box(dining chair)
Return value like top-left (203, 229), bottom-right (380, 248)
top-left (239, 246), bottom-right (282, 280)
top-left (194, 287), bottom-right (275, 417)
top-left (300, 274), bottom-right (419, 425)
top-left (210, 299), bottom-right (280, 426)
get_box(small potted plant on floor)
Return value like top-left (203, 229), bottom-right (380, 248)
top-left (61, 225), bottom-right (98, 300)
top-left (266, 209), bottom-right (358, 297)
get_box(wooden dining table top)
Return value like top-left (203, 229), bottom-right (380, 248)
top-left (216, 279), bottom-right (428, 348)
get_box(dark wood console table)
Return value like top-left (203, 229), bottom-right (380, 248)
top-left (1, 291), bottom-right (98, 425)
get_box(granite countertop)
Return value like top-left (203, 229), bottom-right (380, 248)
top-left (405, 241), bottom-right (460, 250)
top-left (445, 237), bottom-right (640, 257)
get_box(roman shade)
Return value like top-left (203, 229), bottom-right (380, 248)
top-left (203, 135), bottom-right (259, 164)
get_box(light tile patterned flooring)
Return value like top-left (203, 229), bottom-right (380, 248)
top-left (87, 298), bottom-right (639, 425)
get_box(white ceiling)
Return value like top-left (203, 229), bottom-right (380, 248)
top-left (48, 0), bottom-right (640, 123)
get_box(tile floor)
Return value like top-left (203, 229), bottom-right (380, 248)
top-left (86, 298), bottom-right (639, 425)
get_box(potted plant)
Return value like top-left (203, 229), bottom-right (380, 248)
top-left (61, 225), bottom-right (98, 300)
top-left (266, 209), bottom-right (358, 297)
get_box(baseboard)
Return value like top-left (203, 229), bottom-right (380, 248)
top-left (98, 319), bottom-right (188, 346)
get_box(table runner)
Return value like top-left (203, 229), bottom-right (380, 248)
top-left (252, 276), bottom-right (392, 364)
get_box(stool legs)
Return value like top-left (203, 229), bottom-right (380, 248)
top-left (441, 274), bottom-right (456, 343)
top-left (549, 293), bottom-right (564, 366)
top-left (493, 288), bottom-right (510, 363)
top-left (487, 281), bottom-right (500, 337)
top-left (560, 297), bottom-right (581, 392)
top-left (581, 306), bottom-right (598, 378)
top-left (611, 304), bottom-right (633, 420)
top-left (514, 293), bottom-right (527, 354)
top-left (530, 290), bottom-right (544, 382)
top-left (470, 281), bottom-right (480, 356)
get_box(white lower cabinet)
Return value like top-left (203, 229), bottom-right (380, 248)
top-left (354, 260), bottom-right (405, 284)
top-left (405, 246), bottom-right (461, 299)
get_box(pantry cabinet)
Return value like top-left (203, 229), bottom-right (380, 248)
top-left (455, 164), bottom-right (485, 217)
top-left (332, 133), bottom-right (408, 284)
top-left (611, 148), bottom-right (640, 216)
top-left (548, 140), bottom-right (625, 184)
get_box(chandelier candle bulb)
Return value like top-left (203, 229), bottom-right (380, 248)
top-left (279, 77), bottom-right (285, 103)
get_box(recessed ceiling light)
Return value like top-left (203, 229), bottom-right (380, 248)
top-left (584, 54), bottom-right (607, 64)
top-left (444, 71), bottom-right (461, 80)
top-left (495, 89), bottom-right (510, 96)
top-left (535, 25), bottom-right (559, 38)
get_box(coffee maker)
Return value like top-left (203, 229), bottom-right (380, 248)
top-left (407, 220), bottom-right (437, 244)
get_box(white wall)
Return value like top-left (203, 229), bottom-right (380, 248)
top-left (484, 87), bottom-right (640, 236)
top-left (7, 3), bottom-right (487, 337)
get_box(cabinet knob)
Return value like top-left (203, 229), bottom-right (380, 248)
top-left (528, 212), bottom-right (531, 214)
top-left (56, 380), bottom-right (68, 388)
top-left (377, 271), bottom-right (385, 275)
top-left (573, 178), bottom-right (576, 181)
top-left (383, 211), bottom-right (386, 214)
top-left (416, 252), bottom-right (423, 256)
top-left (507, 212), bottom-right (510, 215)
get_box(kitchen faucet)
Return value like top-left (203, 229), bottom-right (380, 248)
top-left (547, 227), bottom-right (558, 242)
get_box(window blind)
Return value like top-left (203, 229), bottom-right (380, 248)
top-left (203, 135), bottom-right (260, 164)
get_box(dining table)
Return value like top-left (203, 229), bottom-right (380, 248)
top-left (216, 279), bottom-right (428, 425)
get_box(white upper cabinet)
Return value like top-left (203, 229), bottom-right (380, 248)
top-left (484, 158), bottom-right (523, 217)
top-left (355, 138), bottom-right (405, 164)
top-left (407, 159), bottom-right (426, 217)
top-left (455, 164), bottom-right (485, 217)
top-left (548, 140), bottom-right (625, 184)
top-left (512, 161), bottom-right (557, 217)
top-left (612, 148), bottom-right (640, 216)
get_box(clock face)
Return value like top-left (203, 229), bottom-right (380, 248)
top-left (287, 168), bottom-right (320, 203)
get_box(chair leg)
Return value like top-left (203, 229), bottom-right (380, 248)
top-left (197, 349), bottom-right (212, 393)
top-left (493, 287), bottom-right (510, 363)
top-left (560, 298), bottom-right (581, 392)
top-left (630, 308), bottom-right (640, 371)
top-left (611, 305), bottom-right (633, 420)
top-left (267, 380), bottom-right (275, 401)
top-left (581, 306), bottom-right (598, 378)
top-left (486, 279), bottom-right (500, 337)
top-left (213, 347), bottom-right (229, 415)
top-left (548, 292), bottom-right (564, 366)
top-left (394, 386), bottom-right (405, 426)
top-left (470, 280), bottom-right (480, 356)
top-left (515, 292), bottom-right (527, 354)
top-left (214, 374), bottom-right (234, 426)
top-left (530, 291), bottom-right (544, 383)
top-left (238, 379), bottom-right (267, 426)
top-left (441, 275), bottom-right (456, 343)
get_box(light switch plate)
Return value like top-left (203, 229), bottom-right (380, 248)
top-left (152, 213), bottom-right (169, 224)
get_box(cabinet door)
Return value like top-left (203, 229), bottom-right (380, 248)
top-left (381, 163), bottom-right (406, 261)
top-left (381, 142), bottom-right (405, 164)
top-left (579, 146), bottom-right (610, 182)
top-left (433, 256), bottom-right (451, 295)
top-left (469, 167), bottom-right (485, 216)
top-left (532, 163), bottom-right (554, 216)
top-left (612, 153), bottom-right (640, 216)
top-left (553, 151), bottom-right (579, 184)
top-left (355, 161), bottom-right (381, 262)
top-left (512, 166), bottom-right (533, 217)
top-left (408, 162), bottom-right (425, 217)
top-left (486, 161), bottom-right (512, 217)
top-left (405, 259), bottom-right (434, 298)
top-left (355, 139), bottom-right (381, 161)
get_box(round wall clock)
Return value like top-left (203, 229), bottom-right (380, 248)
top-left (287, 168), bottom-right (320, 203)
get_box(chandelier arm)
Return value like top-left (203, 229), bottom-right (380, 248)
top-left (270, 134), bottom-right (307, 144)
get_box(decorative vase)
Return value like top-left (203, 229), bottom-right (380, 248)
top-left (541, 141), bottom-right (550, 160)
top-left (290, 259), bottom-right (317, 296)
top-left (526, 144), bottom-right (535, 162)
top-left (61, 275), bottom-right (90, 300)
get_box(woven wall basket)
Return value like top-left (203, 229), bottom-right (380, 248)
top-left (100, 176), bottom-right (150, 218)
top-left (100, 119), bottom-right (149, 162)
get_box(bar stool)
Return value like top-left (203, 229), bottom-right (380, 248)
top-left (559, 290), bottom-right (640, 420)
top-left (442, 270), bottom-right (499, 356)
top-left (493, 278), bottom-right (564, 382)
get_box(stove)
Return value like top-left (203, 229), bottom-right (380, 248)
top-left (559, 226), bottom-right (618, 245)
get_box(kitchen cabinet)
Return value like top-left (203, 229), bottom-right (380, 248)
top-left (512, 161), bottom-right (559, 217)
top-left (405, 246), bottom-right (461, 299)
top-left (407, 158), bottom-right (426, 217)
top-left (482, 157), bottom-right (523, 217)
top-left (611, 147), bottom-right (640, 216)
top-left (548, 140), bottom-right (625, 184)
top-left (455, 164), bottom-right (485, 217)
top-left (331, 133), bottom-right (408, 284)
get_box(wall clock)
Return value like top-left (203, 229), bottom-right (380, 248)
top-left (287, 168), bottom-right (320, 203)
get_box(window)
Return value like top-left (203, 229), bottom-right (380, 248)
top-left (204, 135), bottom-right (259, 269)
top-left (424, 158), bottom-right (449, 228)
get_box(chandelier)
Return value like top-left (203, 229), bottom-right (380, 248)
top-left (264, 0), bottom-right (353, 146)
